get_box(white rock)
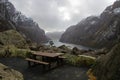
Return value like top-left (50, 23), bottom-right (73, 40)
top-left (113, 8), bottom-right (120, 14)
top-left (90, 21), bottom-right (96, 25)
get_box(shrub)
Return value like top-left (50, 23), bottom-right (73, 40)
top-left (0, 30), bottom-right (28, 49)
top-left (0, 48), bottom-right (6, 57)
top-left (87, 69), bottom-right (97, 80)
top-left (0, 45), bottom-right (32, 58)
top-left (11, 49), bottom-right (32, 58)
top-left (65, 54), bottom-right (96, 67)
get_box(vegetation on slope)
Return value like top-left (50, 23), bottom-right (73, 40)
top-left (88, 43), bottom-right (120, 80)
top-left (0, 30), bottom-right (33, 58)
top-left (0, 30), bottom-right (28, 48)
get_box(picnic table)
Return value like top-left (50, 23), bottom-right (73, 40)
top-left (26, 52), bottom-right (64, 70)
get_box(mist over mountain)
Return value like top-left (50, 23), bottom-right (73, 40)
top-left (46, 31), bottom-right (64, 40)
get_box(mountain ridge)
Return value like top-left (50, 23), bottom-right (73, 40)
top-left (60, 0), bottom-right (120, 49)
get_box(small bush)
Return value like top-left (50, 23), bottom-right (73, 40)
top-left (87, 69), bottom-right (97, 80)
top-left (0, 48), bottom-right (6, 57)
top-left (11, 49), bottom-right (32, 58)
top-left (65, 54), bottom-right (96, 67)
top-left (0, 45), bottom-right (32, 58)
top-left (0, 30), bottom-right (28, 49)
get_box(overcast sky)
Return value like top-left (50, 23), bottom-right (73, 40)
top-left (9, 0), bottom-right (116, 32)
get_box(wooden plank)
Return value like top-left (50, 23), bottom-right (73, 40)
top-left (58, 56), bottom-right (66, 59)
top-left (32, 52), bottom-right (64, 58)
top-left (26, 58), bottom-right (49, 65)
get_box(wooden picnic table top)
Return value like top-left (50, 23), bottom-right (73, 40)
top-left (32, 52), bottom-right (64, 58)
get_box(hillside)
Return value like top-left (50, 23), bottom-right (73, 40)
top-left (60, 0), bottom-right (120, 48)
top-left (0, 0), bottom-right (49, 43)
top-left (0, 30), bottom-right (28, 48)
top-left (88, 42), bottom-right (120, 80)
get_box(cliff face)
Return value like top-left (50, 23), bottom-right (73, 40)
top-left (88, 43), bottom-right (120, 80)
top-left (0, 0), bottom-right (48, 43)
top-left (60, 0), bottom-right (120, 48)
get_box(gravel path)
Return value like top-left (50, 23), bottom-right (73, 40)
top-left (0, 58), bottom-right (88, 80)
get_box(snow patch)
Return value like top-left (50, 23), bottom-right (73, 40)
top-left (90, 21), bottom-right (96, 25)
top-left (113, 8), bottom-right (120, 14)
top-left (84, 26), bottom-right (90, 30)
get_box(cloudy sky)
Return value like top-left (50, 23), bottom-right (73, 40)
top-left (9, 0), bottom-right (116, 32)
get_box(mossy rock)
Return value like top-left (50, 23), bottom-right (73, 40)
top-left (0, 63), bottom-right (24, 80)
top-left (0, 30), bottom-right (28, 49)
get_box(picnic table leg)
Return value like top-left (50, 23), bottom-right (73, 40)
top-left (32, 55), bottom-right (37, 66)
top-left (42, 64), bottom-right (46, 71)
top-left (42, 56), bottom-right (51, 70)
top-left (56, 57), bottom-right (60, 66)
top-left (28, 61), bottom-right (31, 67)
top-left (48, 63), bottom-right (51, 69)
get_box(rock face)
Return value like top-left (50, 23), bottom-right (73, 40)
top-left (88, 43), bottom-right (120, 80)
top-left (60, 0), bottom-right (120, 48)
top-left (0, 63), bottom-right (24, 80)
top-left (0, 0), bottom-right (48, 43)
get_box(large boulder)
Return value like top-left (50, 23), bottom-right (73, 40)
top-left (0, 63), bottom-right (24, 80)
top-left (60, 0), bottom-right (120, 48)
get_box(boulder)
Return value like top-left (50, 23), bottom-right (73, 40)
top-left (0, 63), bottom-right (24, 80)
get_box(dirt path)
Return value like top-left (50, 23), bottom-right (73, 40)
top-left (0, 58), bottom-right (88, 80)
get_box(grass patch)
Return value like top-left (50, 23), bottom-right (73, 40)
top-left (64, 54), bottom-right (96, 67)
top-left (0, 30), bottom-right (28, 49)
top-left (0, 45), bottom-right (33, 58)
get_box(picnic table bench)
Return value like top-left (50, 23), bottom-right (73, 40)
top-left (26, 52), bottom-right (65, 70)
top-left (26, 58), bottom-right (49, 66)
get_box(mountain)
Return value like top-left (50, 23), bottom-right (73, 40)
top-left (0, 0), bottom-right (49, 43)
top-left (46, 31), bottom-right (64, 40)
top-left (60, 0), bottom-right (120, 48)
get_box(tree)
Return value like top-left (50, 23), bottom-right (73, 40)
top-left (49, 40), bottom-right (54, 47)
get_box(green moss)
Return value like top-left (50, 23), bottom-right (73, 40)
top-left (64, 54), bottom-right (96, 67)
top-left (0, 30), bottom-right (28, 49)
top-left (0, 45), bottom-right (32, 58)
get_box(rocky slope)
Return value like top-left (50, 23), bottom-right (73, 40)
top-left (0, 0), bottom-right (48, 43)
top-left (60, 0), bottom-right (120, 48)
top-left (0, 30), bottom-right (27, 48)
top-left (0, 63), bottom-right (24, 80)
top-left (88, 42), bottom-right (120, 80)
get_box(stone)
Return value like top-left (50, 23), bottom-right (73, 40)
top-left (0, 63), bottom-right (24, 80)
